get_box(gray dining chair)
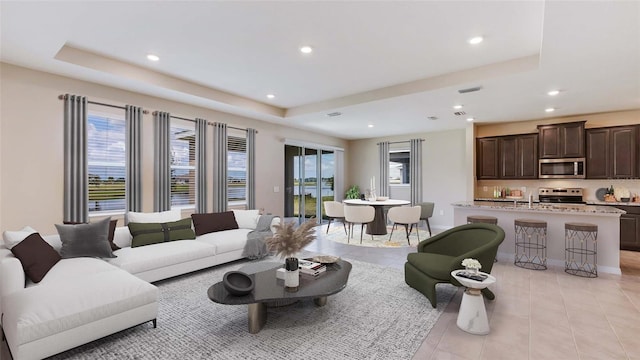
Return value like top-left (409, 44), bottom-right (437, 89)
top-left (419, 202), bottom-right (435, 237)
top-left (344, 205), bottom-right (375, 244)
top-left (323, 201), bottom-right (347, 235)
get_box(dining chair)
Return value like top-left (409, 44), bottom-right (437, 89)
top-left (387, 205), bottom-right (421, 245)
top-left (323, 201), bottom-right (347, 235)
top-left (343, 205), bottom-right (375, 244)
top-left (419, 202), bottom-right (435, 237)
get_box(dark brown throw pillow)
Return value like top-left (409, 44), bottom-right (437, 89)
top-left (11, 232), bottom-right (61, 283)
top-left (64, 219), bottom-right (120, 251)
top-left (191, 211), bottom-right (239, 236)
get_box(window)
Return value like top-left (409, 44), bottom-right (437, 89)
top-left (228, 134), bottom-right (247, 208)
top-left (389, 150), bottom-right (410, 185)
top-left (87, 112), bottom-right (126, 213)
top-left (170, 119), bottom-right (196, 208)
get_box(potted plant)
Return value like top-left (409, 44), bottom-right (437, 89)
top-left (345, 185), bottom-right (360, 199)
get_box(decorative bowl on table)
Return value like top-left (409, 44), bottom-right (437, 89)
top-left (223, 271), bottom-right (254, 296)
top-left (621, 197), bottom-right (630, 202)
top-left (376, 196), bottom-right (389, 201)
top-left (312, 255), bottom-right (340, 264)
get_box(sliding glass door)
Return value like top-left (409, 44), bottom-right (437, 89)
top-left (284, 145), bottom-right (335, 225)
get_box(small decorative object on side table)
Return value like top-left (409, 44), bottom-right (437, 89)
top-left (451, 269), bottom-right (496, 335)
top-left (265, 218), bottom-right (317, 292)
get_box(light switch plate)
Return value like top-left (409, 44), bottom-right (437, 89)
top-left (273, 186), bottom-right (280, 192)
top-left (439, 210), bottom-right (444, 216)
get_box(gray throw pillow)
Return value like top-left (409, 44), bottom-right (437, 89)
top-left (55, 217), bottom-right (116, 259)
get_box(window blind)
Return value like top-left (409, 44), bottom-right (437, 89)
top-left (228, 135), bottom-right (247, 208)
top-left (170, 119), bottom-right (196, 208)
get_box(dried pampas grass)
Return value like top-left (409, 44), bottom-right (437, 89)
top-left (266, 219), bottom-right (317, 258)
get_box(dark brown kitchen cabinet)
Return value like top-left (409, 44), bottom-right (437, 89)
top-left (478, 134), bottom-right (537, 179)
top-left (538, 121), bottom-right (585, 159)
top-left (618, 206), bottom-right (640, 251)
top-left (500, 134), bottom-right (538, 179)
top-left (586, 126), bottom-right (638, 179)
top-left (477, 138), bottom-right (499, 179)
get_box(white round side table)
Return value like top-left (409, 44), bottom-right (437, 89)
top-left (451, 270), bottom-right (496, 335)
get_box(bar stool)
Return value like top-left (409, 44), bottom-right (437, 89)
top-left (467, 215), bottom-right (498, 225)
top-left (514, 219), bottom-right (547, 270)
top-left (565, 222), bottom-right (598, 278)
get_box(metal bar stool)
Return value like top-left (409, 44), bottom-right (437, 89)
top-left (467, 215), bottom-right (498, 225)
top-left (565, 222), bottom-right (598, 278)
top-left (514, 219), bottom-right (547, 270)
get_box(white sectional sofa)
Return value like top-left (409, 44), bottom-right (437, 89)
top-left (0, 210), bottom-right (279, 360)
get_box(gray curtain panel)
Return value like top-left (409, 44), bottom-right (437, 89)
top-left (154, 111), bottom-right (171, 211)
top-left (246, 128), bottom-right (256, 209)
top-left (195, 118), bottom-right (208, 213)
top-left (63, 94), bottom-right (89, 223)
top-left (212, 122), bottom-right (228, 212)
top-left (410, 138), bottom-right (423, 205)
top-left (125, 105), bottom-right (142, 212)
top-left (334, 150), bottom-right (345, 202)
top-left (378, 141), bottom-right (390, 197)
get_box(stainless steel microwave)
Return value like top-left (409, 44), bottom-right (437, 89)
top-left (539, 158), bottom-right (586, 179)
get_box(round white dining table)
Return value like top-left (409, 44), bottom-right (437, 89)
top-left (343, 199), bottom-right (411, 235)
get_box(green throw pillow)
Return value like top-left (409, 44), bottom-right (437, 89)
top-left (129, 218), bottom-right (195, 248)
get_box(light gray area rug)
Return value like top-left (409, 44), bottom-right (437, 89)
top-left (50, 259), bottom-right (456, 360)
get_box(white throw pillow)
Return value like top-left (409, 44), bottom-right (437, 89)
top-left (3, 226), bottom-right (38, 249)
top-left (232, 210), bottom-right (260, 229)
top-left (127, 209), bottom-right (182, 224)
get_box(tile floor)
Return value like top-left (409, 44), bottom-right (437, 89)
top-left (307, 223), bottom-right (640, 360)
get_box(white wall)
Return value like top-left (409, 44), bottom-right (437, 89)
top-left (347, 128), bottom-right (467, 230)
top-left (0, 63), bottom-right (347, 234)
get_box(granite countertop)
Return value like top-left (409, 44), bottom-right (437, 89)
top-left (586, 200), bottom-right (640, 207)
top-left (454, 201), bottom-right (626, 214)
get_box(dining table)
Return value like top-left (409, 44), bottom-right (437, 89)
top-left (343, 198), bottom-right (411, 235)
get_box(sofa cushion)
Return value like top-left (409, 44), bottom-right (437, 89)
top-left (10, 233), bottom-right (61, 283)
top-left (128, 218), bottom-right (195, 248)
top-left (35, 257), bottom-right (123, 287)
top-left (196, 228), bottom-right (252, 254)
top-left (407, 252), bottom-right (456, 281)
top-left (63, 219), bottom-right (120, 251)
top-left (127, 209), bottom-right (181, 223)
top-left (232, 209), bottom-right (260, 229)
top-left (55, 217), bottom-right (116, 259)
top-left (107, 240), bottom-right (216, 275)
top-left (191, 211), bottom-right (238, 236)
top-left (3, 226), bottom-right (38, 249)
top-left (2, 264), bottom-right (157, 346)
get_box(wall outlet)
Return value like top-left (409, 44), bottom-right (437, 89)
top-left (521, 186), bottom-right (527, 193)
top-left (483, 186), bottom-right (488, 192)
top-left (439, 210), bottom-right (444, 216)
top-left (273, 186), bottom-right (280, 193)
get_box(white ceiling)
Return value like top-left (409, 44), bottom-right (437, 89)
top-left (1, 1), bottom-right (639, 140)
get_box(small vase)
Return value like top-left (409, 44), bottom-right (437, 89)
top-left (284, 257), bottom-right (299, 291)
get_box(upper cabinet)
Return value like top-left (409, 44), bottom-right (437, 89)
top-left (477, 138), bottom-right (499, 179)
top-left (538, 121), bottom-right (585, 159)
top-left (586, 125), bottom-right (638, 179)
top-left (477, 133), bottom-right (538, 180)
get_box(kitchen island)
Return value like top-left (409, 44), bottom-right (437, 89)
top-left (452, 201), bottom-right (625, 274)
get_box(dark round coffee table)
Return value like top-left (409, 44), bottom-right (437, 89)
top-left (208, 259), bottom-right (352, 333)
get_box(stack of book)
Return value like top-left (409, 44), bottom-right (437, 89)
top-left (298, 259), bottom-right (326, 276)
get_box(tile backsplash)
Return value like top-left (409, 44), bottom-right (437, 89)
top-left (476, 179), bottom-right (640, 201)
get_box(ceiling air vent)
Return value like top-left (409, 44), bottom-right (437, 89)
top-left (454, 111), bottom-right (467, 116)
top-left (427, 116), bottom-right (438, 121)
top-left (326, 112), bottom-right (342, 117)
top-left (458, 86), bottom-right (482, 94)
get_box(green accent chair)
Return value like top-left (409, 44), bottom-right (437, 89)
top-left (404, 223), bottom-right (505, 307)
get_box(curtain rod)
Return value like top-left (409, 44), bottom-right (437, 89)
top-left (58, 95), bottom-right (149, 114)
top-left (376, 139), bottom-right (425, 145)
top-left (152, 111), bottom-right (256, 133)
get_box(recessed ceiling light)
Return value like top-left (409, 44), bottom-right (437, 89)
top-left (466, 117), bottom-right (475, 122)
top-left (547, 90), bottom-right (560, 96)
top-left (300, 46), bottom-right (313, 54)
top-left (453, 105), bottom-right (463, 110)
top-left (266, 94), bottom-right (275, 99)
top-left (468, 36), bottom-right (483, 45)
top-left (545, 108), bottom-right (555, 113)
top-left (146, 54), bottom-right (159, 61)
top-left (368, 124), bottom-right (374, 128)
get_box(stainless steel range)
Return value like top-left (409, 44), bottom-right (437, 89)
top-left (538, 187), bottom-right (585, 204)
